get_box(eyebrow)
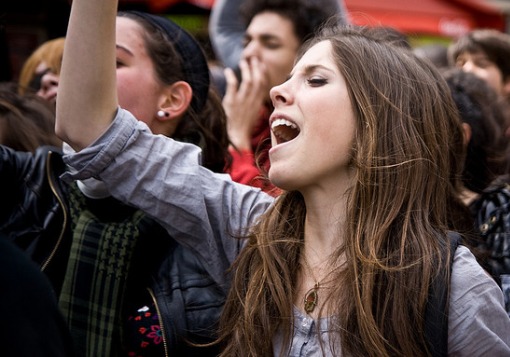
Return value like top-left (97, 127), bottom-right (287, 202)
top-left (116, 44), bottom-right (134, 57)
top-left (472, 54), bottom-right (490, 60)
top-left (259, 33), bottom-right (282, 41)
top-left (459, 51), bottom-right (489, 59)
top-left (289, 64), bottom-right (333, 78)
top-left (244, 32), bottom-right (282, 42)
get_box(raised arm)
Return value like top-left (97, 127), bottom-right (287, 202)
top-left (55, 0), bottom-right (118, 151)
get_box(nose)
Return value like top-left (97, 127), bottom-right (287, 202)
top-left (37, 72), bottom-right (60, 102)
top-left (270, 82), bottom-right (291, 107)
top-left (460, 60), bottom-right (475, 73)
top-left (242, 40), bottom-right (260, 60)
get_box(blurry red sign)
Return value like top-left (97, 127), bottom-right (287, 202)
top-left (141, 0), bottom-right (215, 12)
top-left (344, 0), bottom-right (505, 37)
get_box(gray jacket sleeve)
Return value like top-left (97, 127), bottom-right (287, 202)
top-left (448, 245), bottom-right (510, 355)
top-left (61, 108), bottom-right (274, 286)
top-left (208, 0), bottom-right (349, 69)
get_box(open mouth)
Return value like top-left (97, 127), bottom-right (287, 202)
top-left (271, 118), bottom-right (300, 145)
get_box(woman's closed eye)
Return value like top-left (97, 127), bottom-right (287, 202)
top-left (307, 77), bottom-right (327, 87)
top-left (474, 59), bottom-right (493, 69)
top-left (262, 40), bottom-right (282, 50)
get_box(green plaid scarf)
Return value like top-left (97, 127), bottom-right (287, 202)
top-left (59, 184), bottom-right (143, 357)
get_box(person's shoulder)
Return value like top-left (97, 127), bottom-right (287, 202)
top-left (451, 245), bottom-right (493, 280)
top-left (450, 245), bottom-right (503, 306)
top-left (448, 246), bottom-right (510, 353)
top-left (452, 244), bottom-right (483, 266)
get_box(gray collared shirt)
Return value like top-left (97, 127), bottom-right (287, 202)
top-left (273, 246), bottom-right (510, 356)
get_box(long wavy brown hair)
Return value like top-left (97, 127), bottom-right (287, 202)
top-left (217, 25), bottom-right (466, 357)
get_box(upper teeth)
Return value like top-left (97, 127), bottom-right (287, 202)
top-left (271, 118), bottom-right (297, 130)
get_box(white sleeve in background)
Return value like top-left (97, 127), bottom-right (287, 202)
top-left (448, 245), bottom-right (510, 355)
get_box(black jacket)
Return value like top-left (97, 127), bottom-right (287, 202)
top-left (0, 234), bottom-right (75, 356)
top-left (0, 146), bottom-right (71, 292)
top-left (0, 145), bottom-right (224, 356)
top-left (469, 179), bottom-right (510, 316)
top-left (470, 182), bottom-right (510, 279)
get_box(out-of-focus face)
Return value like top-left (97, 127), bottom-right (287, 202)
top-left (268, 40), bottom-right (356, 193)
top-left (242, 11), bottom-right (300, 100)
top-left (455, 51), bottom-right (505, 95)
top-left (33, 62), bottom-right (59, 104)
top-left (115, 17), bottom-right (167, 128)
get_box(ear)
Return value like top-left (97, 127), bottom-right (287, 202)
top-left (462, 122), bottom-right (472, 147)
top-left (158, 81), bottom-right (193, 121)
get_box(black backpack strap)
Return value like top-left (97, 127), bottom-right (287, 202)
top-left (424, 231), bottom-right (461, 357)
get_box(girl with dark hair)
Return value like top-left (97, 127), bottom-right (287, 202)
top-left (443, 68), bottom-right (510, 197)
top-left (444, 68), bottom-right (510, 316)
top-left (1, 9), bottom-right (231, 357)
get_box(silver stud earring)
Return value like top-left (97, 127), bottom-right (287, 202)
top-left (157, 110), bottom-right (169, 118)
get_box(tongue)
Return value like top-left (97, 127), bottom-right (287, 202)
top-left (275, 125), bottom-right (299, 143)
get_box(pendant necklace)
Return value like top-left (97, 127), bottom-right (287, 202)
top-left (302, 256), bottom-right (324, 314)
top-left (304, 282), bottom-right (320, 314)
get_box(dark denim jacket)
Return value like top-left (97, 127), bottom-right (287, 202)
top-left (470, 180), bottom-right (510, 315)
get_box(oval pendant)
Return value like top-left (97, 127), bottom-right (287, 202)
top-left (304, 286), bottom-right (319, 314)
